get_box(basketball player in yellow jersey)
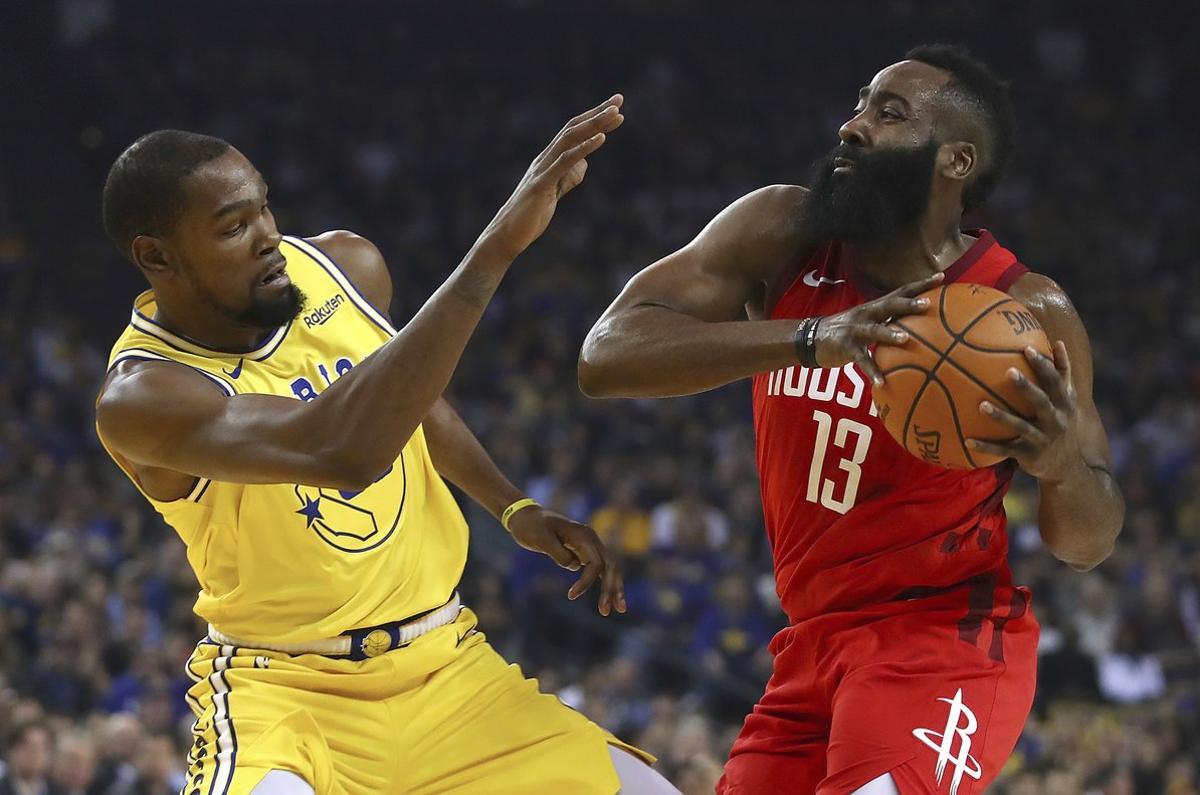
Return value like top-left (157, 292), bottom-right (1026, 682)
top-left (94, 96), bottom-right (679, 795)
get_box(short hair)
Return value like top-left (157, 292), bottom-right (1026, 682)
top-left (101, 130), bottom-right (232, 261)
top-left (5, 718), bottom-right (51, 752)
top-left (905, 44), bottom-right (1015, 213)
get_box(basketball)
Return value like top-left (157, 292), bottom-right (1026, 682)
top-left (872, 282), bottom-right (1052, 470)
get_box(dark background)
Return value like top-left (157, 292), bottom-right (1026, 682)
top-left (0, 2), bottom-right (1197, 793)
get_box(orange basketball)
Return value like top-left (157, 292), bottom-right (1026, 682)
top-left (872, 283), bottom-right (1052, 469)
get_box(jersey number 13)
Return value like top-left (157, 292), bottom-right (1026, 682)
top-left (807, 410), bottom-right (872, 514)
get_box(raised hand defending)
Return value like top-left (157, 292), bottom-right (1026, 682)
top-left (479, 95), bottom-right (625, 262)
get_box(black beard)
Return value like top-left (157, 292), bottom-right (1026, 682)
top-left (800, 139), bottom-right (938, 247)
top-left (232, 283), bottom-right (306, 328)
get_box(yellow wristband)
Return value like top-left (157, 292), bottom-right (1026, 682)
top-left (501, 498), bottom-right (540, 531)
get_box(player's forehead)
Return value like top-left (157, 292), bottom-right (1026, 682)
top-left (859, 60), bottom-right (951, 110)
top-left (181, 149), bottom-right (267, 218)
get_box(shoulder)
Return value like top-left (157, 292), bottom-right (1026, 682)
top-left (692, 184), bottom-right (810, 278)
top-left (703, 184), bottom-right (808, 241)
top-left (1007, 271), bottom-right (1082, 325)
top-left (303, 230), bottom-right (392, 314)
top-left (96, 359), bottom-right (224, 450)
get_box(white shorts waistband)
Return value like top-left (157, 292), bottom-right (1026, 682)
top-left (206, 593), bottom-right (463, 658)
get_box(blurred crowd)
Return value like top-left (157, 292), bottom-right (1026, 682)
top-left (2, 1), bottom-right (1199, 793)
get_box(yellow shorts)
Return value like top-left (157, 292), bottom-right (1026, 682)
top-left (181, 608), bottom-right (651, 794)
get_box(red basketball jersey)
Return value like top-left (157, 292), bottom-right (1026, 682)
top-left (751, 230), bottom-right (1030, 624)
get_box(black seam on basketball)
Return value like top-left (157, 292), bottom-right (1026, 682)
top-left (898, 291), bottom-right (1016, 463)
top-left (938, 296), bottom-right (1028, 415)
top-left (891, 320), bottom-right (944, 357)
top-left (933, 293), bottom-right (1016, 385)
top-left (879, 364), bottom-right (932, 376)
top-left (935, 350), bottom-right (1023, 416)
top-left (955, 342), bottom-right (1030, 354)
top-left (900, 364), bottom-right (937, 455)
top-left (929, 374), bottom-right (978, 468)
top-left (943, 295), bottom-right (1013, 343)
top-left (931, 377), bottom-right (979, 470)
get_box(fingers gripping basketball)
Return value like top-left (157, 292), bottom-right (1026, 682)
top-left (872, 283), bottom-right (1052, 469)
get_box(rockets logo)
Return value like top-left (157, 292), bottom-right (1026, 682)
top-left (911, 688), bottom-right (983, 795)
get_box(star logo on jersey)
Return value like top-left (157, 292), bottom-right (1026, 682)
top-left (222, 358), bottom-right (245, 379)
top-left (912, 688), bottom-right (983, 795)
top-left (296, 496), bottom-right (324, 527)
top-left (290, 457), bottom-right (406, 553)
top-left (802, 269), bottom-right (847, 288)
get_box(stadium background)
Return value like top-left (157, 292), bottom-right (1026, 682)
top-left (1, 1), bottom-right (1198, 793)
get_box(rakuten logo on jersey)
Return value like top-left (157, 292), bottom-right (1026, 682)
top-left (304, 293), bottom-right (345, 328)
top-left (763, 363), bottom-right (878, 416)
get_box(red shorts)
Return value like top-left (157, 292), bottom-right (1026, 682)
top-left (718, 582), bottom-right (1037, 795)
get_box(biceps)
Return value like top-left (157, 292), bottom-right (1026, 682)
top-left (120, 393), bottom-right (329, 485)
top-left (612, 247), bottom-right (757, 323)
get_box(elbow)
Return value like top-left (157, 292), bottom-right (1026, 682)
top-left (577, 355), bottom-right (614, 398)
top-left (1057, 527), bottom-right (1121, 573)
top-left (1064, 552), bottom-right (1109, 573)
top-left (577, 332), bottom-right (625, 398)
top-left (322, 443), bottom-right (404, 492)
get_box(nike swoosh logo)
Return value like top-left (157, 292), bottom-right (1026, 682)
top-left (802, 269), bottom-right (847, 288)
top-left (223, 358), bottom-right (245, 379)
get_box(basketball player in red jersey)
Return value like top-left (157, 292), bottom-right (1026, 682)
top-left (579, 45), bottom-right (1124, 794)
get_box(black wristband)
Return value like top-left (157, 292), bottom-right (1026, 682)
top-left (794, 317), bottom-right (822, 368)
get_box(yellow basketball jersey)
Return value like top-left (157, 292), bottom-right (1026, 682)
top-left (98, 236), bottom-right (468, 643)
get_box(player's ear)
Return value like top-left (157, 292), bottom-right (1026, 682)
top-left (131, 235), bottom-right (173, 276)
top-left (938, 141), bottom-right (976, 184)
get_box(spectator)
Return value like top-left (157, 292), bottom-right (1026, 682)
top-left (651, 486), bottom-right (730, 551)
top-left (0, 719), bottom-right (61, 795)
top-left (50, 733), bottom-right (95, 795)
top-left (589, 478), bottom-right (653, 560)
top-left (104, 736), bottom-right (181, 795)
top-left (1097, 621), bottom-right (1167, 704)
top-left (690, 571), bottom-right (773, 681)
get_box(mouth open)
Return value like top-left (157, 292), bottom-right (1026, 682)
top-left (259, 260), bottom-right (289, 287)
top-left (833, 156), bottom-right (856, 172)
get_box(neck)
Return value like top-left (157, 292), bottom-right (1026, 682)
top-left (848, 205), bottom-right (973, 293)
top-left (152, 293), bottom-right (276, 353)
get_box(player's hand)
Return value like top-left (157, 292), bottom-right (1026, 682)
top-left (813, 271), bottom-right (944, 384)
top-left (506, 505), bottom-right (626, 617)
top-left (967, 341), bottom-right (1082, 480)
top-left (478, 95), bottom-right (625, 263)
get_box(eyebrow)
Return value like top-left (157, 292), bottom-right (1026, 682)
top-left (213, 198), bottom-right (253, 220)
top-left (212, 181), bottom-right (269, 220)
top-left (857, 87), bottom-right (913, 111)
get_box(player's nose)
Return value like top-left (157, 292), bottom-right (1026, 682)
top-left (838, 114), bottom-right (869, 148)
top-left (258, 225), bottom-right (283, 256)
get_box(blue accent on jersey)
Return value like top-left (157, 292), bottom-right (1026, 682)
top-left (297, 496), bottom-right (324, 527)
top-left (290, 377), bottom-right (317, 401)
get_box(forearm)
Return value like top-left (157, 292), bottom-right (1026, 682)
top-left (579, 306), bottom-right (803, 398)
top-left (1036, 457), bottom-right (1124, 571)
top-left (310, 240), bottom-right (511, 479)
top-left (422, 397), bottom-right (523, 519)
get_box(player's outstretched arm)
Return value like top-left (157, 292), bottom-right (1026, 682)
top-left (97, 95), bottom-right (625, 492)
top-left (578, 185), bottom-right (939, 398)
top-left (423, 399), bottom-right (625, 616)
top-left (967, 274), bottom-right (1124, 571)
top-left (321, 230), bottom-right (624, 615)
